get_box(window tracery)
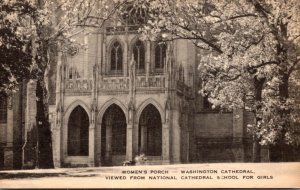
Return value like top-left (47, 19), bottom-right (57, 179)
top-left (155, 43), bottom-right (167, 70)
top-left (110, 41), bottom-right (123, 74)
top-left (133, 40), bottom-right (145, 72)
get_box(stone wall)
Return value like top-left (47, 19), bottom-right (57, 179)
top-left (192, 112), bottom-right (236, 162)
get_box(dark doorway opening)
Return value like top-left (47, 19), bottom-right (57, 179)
top-left (138, 104), bottom-right (162, 156)
top-left (101, 104), bottom-right (127, 165)
top-left (67, 106), bottom-right (89, 156)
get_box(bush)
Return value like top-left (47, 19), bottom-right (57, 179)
top-left (134, 153), bottom-right (148, 165)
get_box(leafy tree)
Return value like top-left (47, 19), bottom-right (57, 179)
top-left (1, 0), bottom-right (125, 168)
top-left (0, 0), bottom-right (33, 93)
top-left (139, 0), bottom-right (300, 161)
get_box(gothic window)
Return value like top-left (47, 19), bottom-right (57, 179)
top-left (155, 43), bottom-right (167, 69)
top-left (133, 40), bottom-right (145, 71)
top-left (69, 67), bottom-right (80, 79)
top-left (0, 97), bottom-right (7, 124)
top-left (110, 41), bottom-right (123, 73)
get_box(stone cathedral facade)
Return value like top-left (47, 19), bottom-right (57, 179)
top-left (1, 13), bottom-right (299, 169)
top-left (34, 16), bottom-right (255, 168)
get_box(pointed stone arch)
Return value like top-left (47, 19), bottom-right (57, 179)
top-left (138, 104), bottom-right (162, 156)
top-left (97, 98), bottom-right (128, 124)
top-left (67, 105), bottom-right (89, 156)
top-left (64, 100), bottom-right (91, 124)
top-left (129, 36), bottom-right (146, 53)
top-left (136, 98), bottom-right (165, 124)
top-left (62, 100), bottom-right (91, 160)
top-left (107, 37), bottom-right (125, 50)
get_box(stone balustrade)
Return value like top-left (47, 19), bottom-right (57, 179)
top-left (136, 75), bottom-right (165, 89)
top-left (63, 75), bottom-right (192, 96)
top-left (106, 25), bottom-right (140, 35)
top-left (64, 79), bottom-right (92, 94)
top-left (99, 77), bottom-right (129, 91)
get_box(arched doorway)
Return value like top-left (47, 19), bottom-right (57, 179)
top-left (138, 104), bottom-right (162, 156)
top-left (101, 104), bottom-right (127, 166)
top-left (67, 106), bottom-right (89, 156)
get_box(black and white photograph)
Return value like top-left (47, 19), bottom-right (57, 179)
top-left (0, 0), bottom-right (299, 188)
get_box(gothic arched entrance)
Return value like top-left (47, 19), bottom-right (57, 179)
top-left (138, 104), bottom-right (162, 157)
top-left (67, 106), bottom-right (89, 156)
top-left (101, 104), bottom-right (127, 166)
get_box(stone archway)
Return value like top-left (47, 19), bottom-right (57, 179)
top-left (101, 104), bottom-right (127, 166)
top-left (138, 104), bottom-right (162, 156)
top-left (67, 106), bottom-right (89, 156)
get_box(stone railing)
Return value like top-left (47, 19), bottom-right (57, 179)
top-left (106, 26), bottom-right (125, 35)
top-left (106, 25), bottom-right (140, 35)
top-left (136, 75), bottom-right (165, 89)
top-left (99, 77), bottom-right (129, 91)
top-left (64, 79), bottom-right (92, 94)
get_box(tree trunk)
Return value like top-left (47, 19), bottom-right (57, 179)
top-left (34, 36), bottom-right (54, 168)
top-left (35, 79), bottom-right (54, 168)
top-left (269, 72), bottom-right (289, 162)
top-left (252, 77), bottom-right (265, 162)
top-left (252, 135), bottom-right (261, 162)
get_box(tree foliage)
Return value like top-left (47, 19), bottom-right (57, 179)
top-left (1, 0), bottom-right (124, 168)
top-left (0, 0), bottom-right (34, 93)
top-left (139, 0), bottom-right (300, 150)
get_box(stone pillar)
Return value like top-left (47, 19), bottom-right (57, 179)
top-left (162, 123), bottom-right (170, 164)
top-left (171, 110), bottom-right (181, 164)
top-left (95, 122), bottom-right (102, 166)
top-left (232, 108), bottom-right (245, 162)
top-left (105, 121), bottom-right (112, 165)
top-left (88, 124), bottom-right (95, 167)
top-left (126, 123), bottom-right (133, 161)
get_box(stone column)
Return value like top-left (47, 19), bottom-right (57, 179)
top-left (105, 120), bottom-right (112, 165)
top-left (162, 123), bottom-right (170, 164)
top-left (95, 122), bottom-right (102, 166)
top-left (232, 108), bottom-right (245, 162)
top-left (88, 124), bottom-right (95, 167)
top-left (126, 123), bottom-right (133, 161)
top-left (127, 100), bottom-right (137, 160)
top-left (171, 110), bottom-right (181, 164)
